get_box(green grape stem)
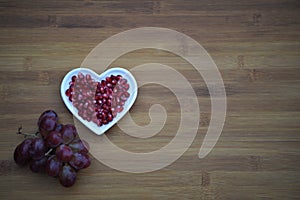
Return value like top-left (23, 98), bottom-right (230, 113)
top-left (17, 126), bottom-right (39, 138)
top-left (45, 148), bottom-right (53, 156)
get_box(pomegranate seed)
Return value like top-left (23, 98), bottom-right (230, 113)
top-left (72, 75), bottom-right (77, 82)
top-left (101, 80), bottom-right (106, 87)
top-left (124, 83), bottom-right (130, 90)
top-left (119, 78), bottom-right (127, 85)
top-left (107, 113), bottom-right (113, 122)
top-left (86, 74), bottom-right (91, 80)
top-left (120, 95), bottom-right (127, 102)
top-left (78, 72), bottom-right (84, 80)
top-left (106, 77), bottom-right (112, 83)
top-left (77, 94), bottom-right (83, 101)
top-left (112, 111), bottom-right (117, 117)
top-left (65, 89), bottom-right (71, 97)
top-left (113, 88), bottom-right (118, 93)
top-left (106, 83), bottom-right (112, 88)
top-left (117, 106), bottom-right (124, 113)
top-left (100, 87), bottom-right (104, 94)
top-left (117, 75), bottom-right (122, 80)
top-left (124, 92), bottom-right (130, 98)
top-left (102, 93), bottom-right (108, 99)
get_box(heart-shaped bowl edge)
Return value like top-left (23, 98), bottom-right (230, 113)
top-left (60, 67), bottom-right (138, 135)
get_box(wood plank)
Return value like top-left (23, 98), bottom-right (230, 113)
top-left (0, 0), bottom-right (299, 199)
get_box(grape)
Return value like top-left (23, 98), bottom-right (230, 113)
top-left (46, 131), bottom-right (62, 148)
top-left (38, 110), bottom-right (58, 127)
top-left (55, 144), bottom-right (73, 162)
top-left (30, 156), bottom-right (47, 173)
top-left (69, 139), bottom-right (89, 154)
top-left (61, 124), bottom-right (77, 144)
top-left (39, 116), bottom-right (57, 138)
top-left (59, 165), bottom-right (77, 187)
top-left (69, 152), bottom-right (91, 170)
top-left (13, 138), bottom-right (33, 166)
top-left (46, 155), bottom-right (62, 177)
top-left (29, 138), bottom-right (47, 160)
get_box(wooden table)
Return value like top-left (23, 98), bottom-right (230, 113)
top-left (0, 0), bottom-right (299, 199)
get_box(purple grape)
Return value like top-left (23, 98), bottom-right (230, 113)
top-left (13, 138), bottom-right (33, 166)
top-left (69, 139), bottom-right (89, 154)
top-left (38, 110), bottom-right (58, 127)
top-left (61, 124), bottom-right (77, 144)
top-left (69, 152), bottom-right (91, 171)
top-left (55, 144), bottom-right (73, 163)
top-left (46, 155), bottom-right (62, 177)
top-left (29, 138), bottom-right (47, 160)
top-left (46, 131), bottom-right (62, 148)
top-left (30, 156), bottom-right (47, 173)
top-left (39, 116), bottom-right (57, 138)
top-left (59, 165), bottom-right (77, 187)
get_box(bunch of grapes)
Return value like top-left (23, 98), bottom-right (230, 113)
top-left (13, 110), bottom-right (91, 187)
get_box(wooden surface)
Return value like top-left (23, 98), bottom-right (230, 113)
top-left (0, 0), bottom-right (299, 199)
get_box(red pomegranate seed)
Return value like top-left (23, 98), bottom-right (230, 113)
top-left (119, 78), bottom-right (127, 85)
top-left (111, 79), bottom-right (117, 85)
top-left (69, 95), bottom-right (72, 102)
top-left (107, 113), bottom-right (113, 122)
top-left (107, 83), bottom-right (112, 88)
top-left (112, 111), bottom-right (117, 117)
top-left (117, 106), bottom-right (124, 113)
top-left (123, 83), bottom-right (130, 90)
top-left (120, 95), bottom-right (127, 102)
top-left (86, 74), bottom-right (91, 80)
top-left (117, 75), bottom-right (122, 80)
top-left (124, 91), bottom-right (130, 98)
top-left (72, 75), bottom-right (77, 82)
top-left (106, 77), bottom-right (112, 83)
top-left (78, 72), bottom-right (84, 80)
top-left (65, 89), bottom-right (71, 97)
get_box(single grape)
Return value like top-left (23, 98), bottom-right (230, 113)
top-left (68, 139), bottom-right (89, 154)
top-left (46, 131), bottom-right (62, 148)
top-left (69, 152), bottom-right (91, 171)
top-left (46, 155), bottom-right (62, 177)
top-left (29, 138), bottom-right (47, 160)
top-left (39, 116), bottom-right (57, 138)
top-left (61, 124), bottom-right (77, 144)
top-left (13, 138), bottom-right (33, 166)
top-left (59, 165), bottom-right (77, 187)
top-left (38, 110), bottom-right (58, 127)
top-left (30, 156), bottom-right (47, 173)
top-left (55, 144), bottom-right (73, 163)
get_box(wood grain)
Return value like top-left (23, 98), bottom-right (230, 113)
top-left (0, 0), bottom-right (299, 199)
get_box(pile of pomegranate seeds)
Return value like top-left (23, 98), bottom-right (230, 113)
top-left (65, 72), bottom-right (130, 126)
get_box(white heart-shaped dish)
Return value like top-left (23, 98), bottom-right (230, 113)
top-left (60, 67), bottom-right (138, 135)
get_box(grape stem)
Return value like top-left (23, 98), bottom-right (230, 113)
top-left (17, 126), bottom-right (39, 138)
top-left (45, 148), bottom-right (53, 156)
